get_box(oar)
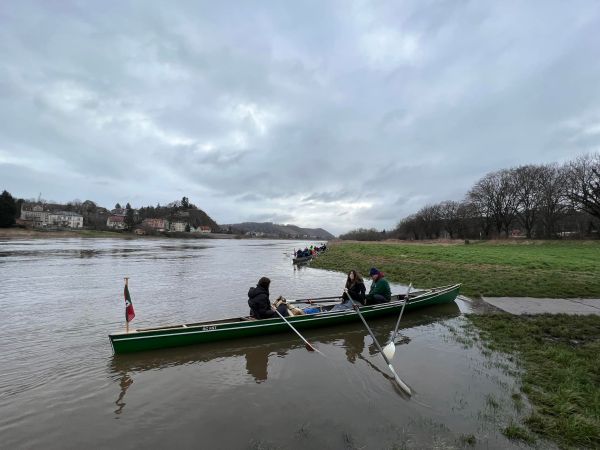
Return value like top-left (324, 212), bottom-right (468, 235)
top-left (348, 294), bottom-right (411, 395)
top-left (383, 283), bottom-right (412, 360)
top-left (289, 299), bottom-right (341, 305)
top-left (274, 309), bottom-right (325, 356)
top-left (289, 295), bottom-right (342, 304)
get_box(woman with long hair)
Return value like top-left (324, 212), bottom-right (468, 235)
top-left (342, 269), bottom-right (366, 305)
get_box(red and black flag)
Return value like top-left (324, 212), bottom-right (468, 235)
top-left (124, 283), bottom-right (135, 323)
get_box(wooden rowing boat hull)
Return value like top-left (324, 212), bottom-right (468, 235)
top-left (292, 255), bottom-right (312, 264)
top-left (109, 284), bottom-right (460, 354)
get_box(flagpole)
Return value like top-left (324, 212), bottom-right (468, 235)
top-left (124, 277), bottom-right (129, 333)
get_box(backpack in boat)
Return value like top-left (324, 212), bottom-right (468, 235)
top-left (274, 296), bottom-right (305, 316)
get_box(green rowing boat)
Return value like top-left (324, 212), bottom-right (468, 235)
top-left (109, 284), bottom-right (460, 354)
top-left (292, 255), bottom-right (312, 264)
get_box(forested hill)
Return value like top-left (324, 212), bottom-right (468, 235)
top-left (137, 203), bottom-right (219, 230)
top-left (225, 222), bottom-right (335, 239)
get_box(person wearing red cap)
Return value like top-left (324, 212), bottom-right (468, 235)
top-left (365, 267), bottom-right (391, 304)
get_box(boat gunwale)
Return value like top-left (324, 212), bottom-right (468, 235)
top-left (109, 284), bottom-right (460, 341)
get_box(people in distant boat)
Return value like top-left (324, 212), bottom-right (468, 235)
top-left (342, 269), bottom-right (366, 305)
top-left (294, 244), bottom-right (326, 259)
top-left (365, 267), bottom-right (391, 304)
top-left (297, 247), bottom-right (310, 257)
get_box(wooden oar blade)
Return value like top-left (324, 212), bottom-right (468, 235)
top-left (274, 309), bottom-right (325, 356)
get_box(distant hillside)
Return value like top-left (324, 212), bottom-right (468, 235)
top-left (185, 209), bottom-right (219, 230)
top-left (137, 204), bottom-right (219, 230)
top-left (225, 222), bottom-right (335, 239)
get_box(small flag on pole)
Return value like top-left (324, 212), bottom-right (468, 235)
top-left (124, 280), bottom-right (135, 323)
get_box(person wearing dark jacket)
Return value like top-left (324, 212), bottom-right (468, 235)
top-left (248, 277), bottom-right (289, 319)
top-left (342, 270), bottom-right (366, 305)
top-left (365, 267), bottom-right (391, 304)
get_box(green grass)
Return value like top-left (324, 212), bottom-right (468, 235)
top-left (502, 421), bottom-right (535, 444)
top-left (469, 314), bottom-right (600, 449)
top-left (311, 240), bottom-right (600, 297)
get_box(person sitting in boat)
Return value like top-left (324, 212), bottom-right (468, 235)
top-left (248, 277), bottom-right (289, 319)
top-left (342, 269), bottom-right (366, 305)
top-left (365, 268), bottom-right (391, 304)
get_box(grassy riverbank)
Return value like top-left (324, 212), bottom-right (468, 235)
top-left (311, 240), bottom-right (600, 297)
top-left (468, 314), bottom-right (600, 449)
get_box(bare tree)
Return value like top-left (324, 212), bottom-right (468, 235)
top-left (439, 201), bottom-right (461, 239)
top-left (416, 204), bottom-right (442, 239)
top-left (456, 201), bottom-right (478, 238)
top-left (463, 197), bottom-right (492, 238)
top-left (396, 215), bottom-right (420, 240)
top-left (514, 165), bottom-right (544, 238)
top-left (65, 199), bottom-right (83, 213)
top-left (469, 169), bottom-right (520, 237)
top-left (565, 153), bottom-right (600, 220)
top-left (339, 228), bottom-right (386, 241)
top-left (538, 164), bottom-right (568, 237)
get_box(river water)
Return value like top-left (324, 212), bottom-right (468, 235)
top-left (0, 238), bottom-right (544, 449)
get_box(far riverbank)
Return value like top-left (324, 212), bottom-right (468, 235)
top-left (0, 228), bottom-right (248, 240)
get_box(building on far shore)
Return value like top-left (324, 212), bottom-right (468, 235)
top-left (49, 211), bottom-right (84, 228)
top-left (106, 215), bottom-right (126, 230)
top-left (142, 218), bottom-right (169, 231)
top-left (169, 221), bottom-right (187, 232)
top-left (20, 204), bottom-right (47, 227)
top-left (20, 204), bottom-right (83, 229)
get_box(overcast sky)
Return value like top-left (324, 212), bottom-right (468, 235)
top-left (1, 1), bottom-right (599, 234)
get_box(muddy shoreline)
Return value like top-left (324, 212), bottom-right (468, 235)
top-left (0, 227), bottom-right (244, 240)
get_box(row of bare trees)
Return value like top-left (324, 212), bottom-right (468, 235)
top-left (394, 153), bottom-right (600, 240)
top-left (338, 228), bottom-right (388, 240)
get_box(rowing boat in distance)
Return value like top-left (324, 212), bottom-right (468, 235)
top-left (109, 284), bottom-right (461, 354)
top-left (292, 254), bottom-right (312, 264)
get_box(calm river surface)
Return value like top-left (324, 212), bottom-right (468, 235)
top-left (0, 238), bottom-right (544, 449)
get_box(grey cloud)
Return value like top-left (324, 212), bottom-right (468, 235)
top-left (235, 193), bottom-right (266, 203)
top-left (300, 190), bottom-right (353, 203)
top-left (1, 1), bottom-right (600, 234)
top-left (246, 212), bottom-right (296, 223)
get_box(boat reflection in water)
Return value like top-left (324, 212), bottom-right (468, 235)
top-left (109, 302), bottom-right (460, 413)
